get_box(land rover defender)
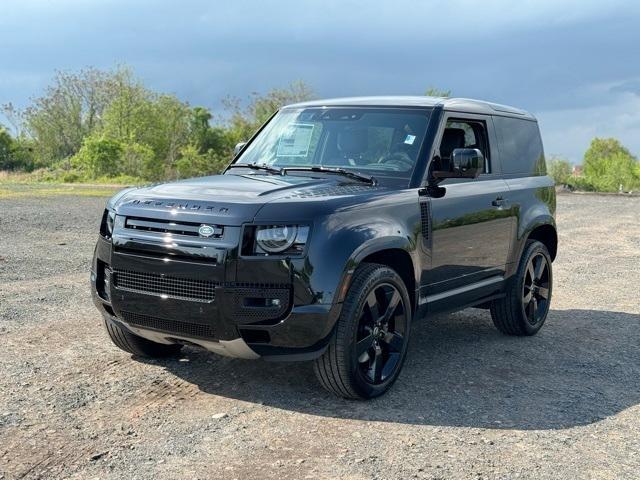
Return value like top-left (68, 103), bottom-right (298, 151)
top-left (91, 96), bottom-right (557, 399)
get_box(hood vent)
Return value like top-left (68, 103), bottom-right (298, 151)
top-left (284, 184), bottom-right (376, 199)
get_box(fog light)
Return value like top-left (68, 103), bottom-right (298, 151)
top-left (102, 268), bottom-right (111, 302)
top-left (244, 298), bottom-right (282, 308)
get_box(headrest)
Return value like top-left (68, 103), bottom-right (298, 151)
top-left (440, 128), bottom-right (466, 158)
top-left (337, 128), bottom-right (368, 154)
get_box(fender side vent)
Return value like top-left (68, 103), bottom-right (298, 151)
top-left (420, 200), bottom-right (431, 240)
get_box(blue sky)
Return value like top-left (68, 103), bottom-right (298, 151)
top-left (1, 0), bottom-right (639, 162)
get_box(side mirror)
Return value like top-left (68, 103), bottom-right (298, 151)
top-left (452, 148), bottom-right (483, 178)
top-left (234, 141), bottom-right (247, 158)
top-left (432, 148), bottom-right (484, 180)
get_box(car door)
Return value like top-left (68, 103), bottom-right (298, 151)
top-left (422, 113), bottom-right (514, 304)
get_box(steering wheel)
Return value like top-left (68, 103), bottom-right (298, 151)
top-left (377, 152), bottom-right (414, 170)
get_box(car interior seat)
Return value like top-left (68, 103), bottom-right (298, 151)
top-left (435, 128), bottom-right (466, 172)
top-left (336, 127), bottom-right (368, 166)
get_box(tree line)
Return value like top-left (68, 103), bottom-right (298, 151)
top-left (548, 138), bottom-right (640, 192)
top-left (1, 66), bottom-right (639, 192)
top-left (0, 66), bottom-right (314, 183)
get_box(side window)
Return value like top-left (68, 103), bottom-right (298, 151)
top-left (438, 119), bottom-right (491, 174)
top-left (493, 116), bottom-right (546, 175)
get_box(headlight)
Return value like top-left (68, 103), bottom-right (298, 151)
top-left (256, 225), bottom-right (298, 253)
top-left (244, 225), bottom-right (309, 256)
top-left (100, 209), bottom-right (116, 238)
top-left (107, 211), bottom-right (115, 235)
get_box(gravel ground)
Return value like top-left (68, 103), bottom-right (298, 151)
top-left (0, 193), bottom-right (639, 480)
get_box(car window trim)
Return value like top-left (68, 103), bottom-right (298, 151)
top-left (424, 112), bottom-right (500, 185)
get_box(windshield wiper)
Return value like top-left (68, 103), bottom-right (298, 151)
top-left (227, 163), bottom-right (283, 174)
top-left (282, 166), bottom-right (377, 185)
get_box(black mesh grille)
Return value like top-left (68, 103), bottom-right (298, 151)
top-left (121, 311), bottom-right (215, 339)
top-left (113, 269), bottom-right (217, 303)
top-left (420, 200), bottom-right (430, 240)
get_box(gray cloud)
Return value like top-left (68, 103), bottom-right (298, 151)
top-left (610, 80), bottom-right (640, 96)
top-left (1, 0), bottom-right (639, 161)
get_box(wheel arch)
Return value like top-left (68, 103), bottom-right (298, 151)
top-left (514, 214), bottom-right (557, 264)
top-left (527, 223), bottom-right (558, 261)
top-left (336, 237), bottom-right (418, 313)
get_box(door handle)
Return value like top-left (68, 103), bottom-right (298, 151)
top-left (492, 197), bottom-right (507, 207)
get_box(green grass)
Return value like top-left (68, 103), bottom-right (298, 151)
top-left (0, 170), bottom-right (134, 199)
top-left (0, 182), bottom-right (123, 199)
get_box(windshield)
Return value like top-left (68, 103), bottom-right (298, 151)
top-left (232, 107), bottom-right (431, 184)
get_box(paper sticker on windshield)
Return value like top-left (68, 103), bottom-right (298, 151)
top-left (404, 134), bottom-right (416, 145)
top-left (277, 123), bottom-right (315, 157)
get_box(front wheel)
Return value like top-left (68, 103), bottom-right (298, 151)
top-left (314, 263), bottom-right (412, 399)
top-left (491, 240), bottom-right (553, 336)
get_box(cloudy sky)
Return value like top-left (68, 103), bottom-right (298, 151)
top-left (1, 0), bottom-right (639, 162)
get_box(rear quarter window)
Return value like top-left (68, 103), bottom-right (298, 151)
top-left (494, 116), bottom-right (546, 176)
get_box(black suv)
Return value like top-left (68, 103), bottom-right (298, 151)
top-left (91, 96), bottom-right (557, 399)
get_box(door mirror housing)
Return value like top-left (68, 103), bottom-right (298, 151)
top-left (432, 148), bottom-right (484, 180)
top-left (452, 148), bottom-right (483, 178)
top-left (233, 141), bottom-right (247, 158)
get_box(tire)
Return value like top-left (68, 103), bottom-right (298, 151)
top-left (314, 263), bottom-right (412, 400)
top-left (104, 316), bottom-right (183, 358)
top-left (490, 240), bottom-right (553, 336)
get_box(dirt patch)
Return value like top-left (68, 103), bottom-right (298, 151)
top-left (1, 194), bottom-right (639, 479)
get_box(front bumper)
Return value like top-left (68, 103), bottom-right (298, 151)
top-left (91, 235), bottom-right (340, 361)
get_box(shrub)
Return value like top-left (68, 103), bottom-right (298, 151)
top-left (0, 128), bottom-right (36, 171)
top-left (582, 138), bottom-right (640, 192)
top-left (565, 176), bottom-right (596, 192)
top-left (0, 127), bottom-right (12, 168)
top-left (174, 145), bottom-right (229, 179)
top-left (588, 152), bottom-right (640, 192)
top-left (72, 136), bottom-right (123, 178)
top-left (547, 157), bottom-right (572, 185)
top-left (61, 171), bottom-right (82, 183)
top-left (119, 142), bottom-right (155, 178)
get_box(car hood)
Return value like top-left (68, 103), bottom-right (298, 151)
top-left (110, 173), bottom-right (385, 225)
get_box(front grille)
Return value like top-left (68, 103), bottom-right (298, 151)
top-left (121, 311), bottom-right (215, 339)
top-left (113, 269), bottom-right (218, 303)
top-left (125, 216), bottom-right (223, 238)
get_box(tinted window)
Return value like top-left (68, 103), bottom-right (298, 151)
top-left (442, 119), bottom-right (491, 174)
top-left (494, 117), bottom-right (545, 175)
top-left (234, 108), bottom-right (430, 185)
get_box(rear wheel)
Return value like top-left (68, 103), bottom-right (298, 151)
top-left (104, 316), bottom-right (183, 358)
top-left (314, 263), bottom-right (412, 399)
top-left (491, 240), bottom-right (552, 336)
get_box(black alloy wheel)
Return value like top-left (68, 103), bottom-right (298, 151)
top-left (355, 283), bottom-right (407, 385)
top-left (490, 240), bottom-right (553, 336)
top-left (522, 252), bottom-right (551, 325)
top-left (314, 263), bottom-right (412, 399)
